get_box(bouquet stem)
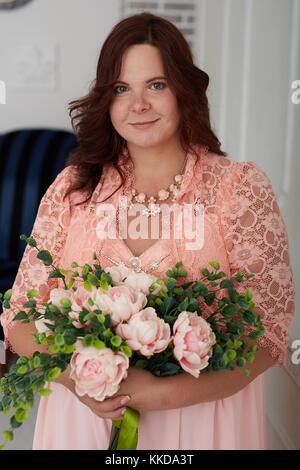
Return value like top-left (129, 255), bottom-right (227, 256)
top-left (108, 408), bottom-right (140, 450)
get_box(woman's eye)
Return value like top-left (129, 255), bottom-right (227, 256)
top-left (113, 82), bottom-right (166, 94)
top-left (150, 82), bottom-right (166, 90)
top-left (113, 85), bottom-right (128, 94)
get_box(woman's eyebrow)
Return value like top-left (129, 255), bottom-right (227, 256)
top-left (113, 76), bottom-right (167, 85)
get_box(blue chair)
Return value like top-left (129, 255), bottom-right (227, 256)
top-left (0, 128), bottom-right (78, 357)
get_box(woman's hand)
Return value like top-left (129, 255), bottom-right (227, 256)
top-left (114, 367), bottom-right (160, 412)
top-left (56, 364), bottom-right (131, 420)
top-left (75, 392), bottom-right (131, 420)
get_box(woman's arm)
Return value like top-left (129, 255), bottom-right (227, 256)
top-left (157, 345), bottom-right (276, 410)
top-left (116, 343), bottom-right (276, 412)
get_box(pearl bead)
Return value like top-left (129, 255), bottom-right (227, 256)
top-left (136, 193), bottom-right (146, 203)
top-left (158, 189), bottom-right (169, 200)
top-left (175, 174), bottom-right (183, 183)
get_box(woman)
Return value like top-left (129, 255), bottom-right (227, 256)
top-left (1, 13), bottom-right (295, 450)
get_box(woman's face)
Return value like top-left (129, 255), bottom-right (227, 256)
top-left (109, 44), bottom-right (181, 150)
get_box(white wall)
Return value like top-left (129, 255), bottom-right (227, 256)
top-left (0, 0), bottom-right (121, 131)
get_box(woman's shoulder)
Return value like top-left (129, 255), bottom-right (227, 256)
top-left (42, 164), bottom-right (85, 206)
top-left (200, 150), bottom-right (269, 185)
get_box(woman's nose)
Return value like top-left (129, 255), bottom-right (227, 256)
top-left (129, 93), bottom-right (151, 112)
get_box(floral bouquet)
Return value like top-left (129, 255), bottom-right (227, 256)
top-left (0, 235), bottom-right (265, 450)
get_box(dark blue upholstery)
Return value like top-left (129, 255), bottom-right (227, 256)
top-left (0, 128), bottom-right (78, 341)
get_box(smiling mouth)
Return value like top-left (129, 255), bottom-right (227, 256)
top-left (130, 119), bottom-right (159, 128)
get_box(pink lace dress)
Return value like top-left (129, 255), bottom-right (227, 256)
top-left (1, 145), bottom-right (295, 450)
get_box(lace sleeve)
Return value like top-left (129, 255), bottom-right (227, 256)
top-left (218, 161), bottom-right (296, 366)
top-left (0, 165), bottom-right (75, 354)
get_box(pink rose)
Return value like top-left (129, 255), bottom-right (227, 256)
top-left (173, 311), bottom-right (216, 378)
top-left (94, 285), bottom-right (147, 325)
top-left (116, 307), bottom-right (171, 357)
top-left (70, 341), bottom-right (129, 401)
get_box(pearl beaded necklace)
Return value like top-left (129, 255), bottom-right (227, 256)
top-left (128, 153), bottom-right (188, 217)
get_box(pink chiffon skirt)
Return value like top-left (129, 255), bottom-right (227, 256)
top-left (32, 374), bottom-right (266, 450)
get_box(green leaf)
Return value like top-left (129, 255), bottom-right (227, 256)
top-left (93, 339), bottom-right (105, 349)
top-left (37, 250), bottom-right (53, 266)
top-left (208, 261), bottom-right (220, 270)
top-left (10, 415), bottom-right (23, 429)
top-left (49, 269), bottom-right (65, 279)
top-left (24, 300), bottom-right (36, 309)
top-left (13, 311), bottom-right (28, 321)
top-left (15, 408), bottom-right (29, 423)
top-left (27, 289), bottom-right (40, 299)
top-left (46, 367), bottom-right (61, 382)
top-left (87, 273), bottom-right (99, 286)
top-left (203, 292), bottom-right (215, 306)
top-left (17, 365), bottom-right (27, 375)
top-left (246, 352), bottom-right (255, 363)
top-left (48, 344), bottom-right (60, 353)
top-left (71, 261), bottom-right (79, 268)
top-left (83, 280), bottom-right (92, 292)
top-left (83, 335), bottom-right (94, 347)
top-left (135, 359), bottom-right (148, 369)
top-left (192, 281), bottom-right (208, 296)
top-left (222, 304), bottom-right (236, 318)
top-left (201, 268), bottom-right (210, 277)
top-left (236, 356), bottom-right (246, 367)
top-left (120, 345), bottom-right (132, 358)
top-left (4, 289), bottom-right (12, 301)
top-left (220, 279), bottom-right (234, 289)
top-left (245, 288), bottom-right (253, 301)
top-left (26, 236), bottom-right (37, 247)
top-left (110, 336), bottom-right (122, 348)
top-left (67, 277), bottom-right (75, 289)
top-left (54, 334), bottom-right (65, 346)
top-left (82, 264), bottom-right (91, 277)
top-left (60, 298), bottom-right (72, 309)
top-left (3, 430), bottom-right (13, 441)
top-left (3, 299), bottom-right (11, 309)
top-left (225, 349), bottom-right (237, 361)
top-left (38, 388), bottom-right (53, 397)
top-left (62, 344), bottom-right (76, 354)
top-left (96, 313), bottom-right (105, 324)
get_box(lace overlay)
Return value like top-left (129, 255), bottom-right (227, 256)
top-left (0, 147), bottom-right (295, 367)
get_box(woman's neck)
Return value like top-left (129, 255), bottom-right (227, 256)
top-left (127, 141), bottom-right (187, 192)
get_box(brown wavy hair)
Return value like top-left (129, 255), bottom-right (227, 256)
top-left (65, 12), bottom-right (227, 205)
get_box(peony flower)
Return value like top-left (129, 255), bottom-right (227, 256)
top-left (70, 340), bottom-right (129, 401)
top-left (49, 288), bottom-right (73, 309)
top-left (104, 264), bottom-right (132, 285)
top-left (173, 311), bottom-right (216, 378)
top-left (116, 307), bottom-right (171, 357)
top-left (94, 285), bottom-right (147, 325)
top-left (69, 285), bottom-right (98, 328)
top-left (123, 271), bottom-right (158, 296)
top-left (35, 307), bottom-right (54, 336)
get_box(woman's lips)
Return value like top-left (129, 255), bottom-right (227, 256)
top-left (130, 119), bottom-right (159, 129)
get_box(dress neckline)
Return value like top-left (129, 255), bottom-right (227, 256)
top-left (92, 144), bottom-right (208, 264)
